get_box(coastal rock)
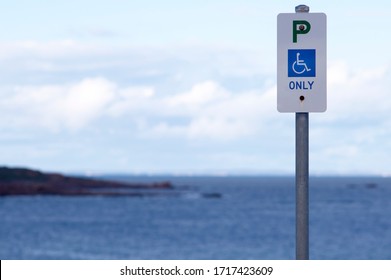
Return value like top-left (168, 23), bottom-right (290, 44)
top-left (0, 167), bottom-right (172, 196)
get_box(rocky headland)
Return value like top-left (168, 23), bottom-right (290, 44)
top-left (0, 167), bottom-right (172, 196)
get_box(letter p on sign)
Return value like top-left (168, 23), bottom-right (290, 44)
top-left (293, 20), bottom-right (311, 43)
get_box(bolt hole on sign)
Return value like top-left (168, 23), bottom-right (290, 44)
top-left (277, 13), bottom-right (327, 112)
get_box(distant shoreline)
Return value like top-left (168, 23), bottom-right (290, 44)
top-left (0, 167), bottom-right (172, 196)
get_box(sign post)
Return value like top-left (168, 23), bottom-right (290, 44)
top-left (296, 112), bottom-right (309, 260)
top-left (277, 5), bottom-right (327, 260)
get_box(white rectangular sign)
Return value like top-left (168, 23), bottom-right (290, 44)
top-left (277, 13), bottom-right (327, 112)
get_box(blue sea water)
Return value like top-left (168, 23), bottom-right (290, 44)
top-left (0, 176), bottom-right (391, 260)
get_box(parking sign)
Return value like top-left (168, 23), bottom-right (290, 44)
top-left (277, 13), bottom-right (327, 112)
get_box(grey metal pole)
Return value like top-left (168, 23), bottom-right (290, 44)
top-left (295, 4), bottom-right (310, 260)
top-left (296, 112), bottom-right (309, 259)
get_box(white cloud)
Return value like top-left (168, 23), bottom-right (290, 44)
top-left (142, 81), bottom-right (277, 140)
top-left (187, 117), bottom-right (252, 140)
top-left (1, 77), bottom-right (116, 131)
top-left (0, 40), bottom-right (95, 60)
top-left (60, 78), bottom-right (116, 130)
top-left (327, 61), bottom-right (391, 117)
top-left (167, 80), bottom-right (229, 108)
top-left (107, 86), bottom-right (155, 117)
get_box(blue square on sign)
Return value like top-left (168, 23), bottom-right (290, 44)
top-left (288, 49), bottom-right (316, 77)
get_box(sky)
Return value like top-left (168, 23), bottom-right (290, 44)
top-left (0, 0), bottom-right (390, 175)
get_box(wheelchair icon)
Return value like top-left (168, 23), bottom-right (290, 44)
top-left (292, 52), bottom-right (311, 74)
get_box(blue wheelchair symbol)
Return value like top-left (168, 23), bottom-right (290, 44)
top-left (288, 49), bottom-right (316, 77)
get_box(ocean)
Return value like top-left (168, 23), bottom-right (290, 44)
top-left (0, 176), bottom-right (390, 260)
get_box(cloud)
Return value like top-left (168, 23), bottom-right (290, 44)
top-left (0, 77), bottom-right (277, 141)
top-left (187, 117), bottom-right (252, 140)
top-left (60, 78), bottom-right (116, 130)
top-left (0, 40), bottom-right (95, 60)
top-left (167, 80), bottom-right (229, 108)
top-left (106, 86), bottom-right (155, 117)
top-left (0, 40), bottom-right (275, 142)
top-left (1, 77), bottom-right (116, 131)
top-left (141, 81), bottom-right (276, 140)
top-left (67, 27), bottom-right (118, 39)
top-left (327, 61), bottom-right (390, 114)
